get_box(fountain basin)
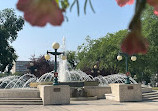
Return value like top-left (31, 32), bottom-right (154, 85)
top-left (59, 81), bottom-right (99, 87)
top-left (0, 89), bottom-right (40, 98)
top-left (30, 81), bottom-right (99, 88)
top-left (30, 82), bottom-right (53, 88)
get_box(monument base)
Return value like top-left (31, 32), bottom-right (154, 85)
top-left (38, 85), bottom-right (70, 105)
top-left (105, 84), bottom-right (142, 102)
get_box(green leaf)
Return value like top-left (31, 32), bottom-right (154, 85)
top-left (70, 0), bottom-right (77, 12)
top-left (84, 0), bottom-right (88, 14)
top-left (76, 0), bottom-right (80, 16)
top-left (89, 0), bottom-right (95, 13)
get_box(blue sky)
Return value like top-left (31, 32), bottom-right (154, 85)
top-left (0, 0), bottom-right (135, 60)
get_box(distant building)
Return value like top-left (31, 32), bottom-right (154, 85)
top-left (11, 61), bottom-right (30, 74)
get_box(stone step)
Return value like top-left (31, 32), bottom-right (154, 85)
top-left (0, 98), bottom-right (43, 105)
top-left (70, 96), bottom-right (97, 101)
top-left (142, 87), bottom-right (152, 93)
top-left (143, 97), bottom-right (158, 101)
top-left (105, 94), bottom-right (114, 97)
top-left (143, 92), bottom-right (158, 94)
top-left (142, 94), bottom-right (158, 98)
top-left (142, 91), bottom-right (158, 101)
top-left (0, 101), bottom-right (43, 105)
top-left (142, 91), bottom-right (158, 95)
top-left (0, 99), bottom-right (42, 102)
top-left (0, 98), bottom-right (42, 100)
top-left (142, 93), bottom-right (158, 96)
top-left (105, 94), bottom-right (115, 101)
top-left (142, 92), bottom-right (158, 97)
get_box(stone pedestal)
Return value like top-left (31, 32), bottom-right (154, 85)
top-left (38, 85), bottom-right (70, 105)
top-left (105, 84), bottom-right (142, 102)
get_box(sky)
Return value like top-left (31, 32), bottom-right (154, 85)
top-left (0, 0), bottom-right (135, 61)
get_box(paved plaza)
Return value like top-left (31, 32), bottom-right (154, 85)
top-left (0, 99), bottom-right (158, 111)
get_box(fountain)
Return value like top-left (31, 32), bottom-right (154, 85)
top-left (58, 37), bottom-right (69, 82)
top-left (0, 37), bottom-right (141, 104)
top-left (0, 72), bottom-right (137, 89)
top-left (58, 37), bottom-right (137, 87)
top-left (0, 37), bottom-right (137, 89)
top-left (0, 61), bottom-right (139, 104)
top-left (0, 37), bottom-right (138, 89)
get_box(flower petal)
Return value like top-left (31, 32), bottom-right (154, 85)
top-left (154, 6), bottom-right (158, 16)
top-left (17, 0), bottom-right (32, 11)
top-left (121, 31), bottom-right (149, 55)
top-left (147, 0), bottom-right (158, 16)
top-left (17, 0), bottom-right (64, 26)
top-left (116, 0), bottom-right (134, 7)
top-left (147, 0), bottom-right (158, 7)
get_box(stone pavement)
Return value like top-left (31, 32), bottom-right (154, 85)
top-left (0, 99), bottom-right (158, 111)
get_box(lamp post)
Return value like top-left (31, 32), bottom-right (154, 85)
top-left (91, 65), bottom-right (100, 77)
top-left (28, 62), bottom-right (37, 74)
top-left (133, 75), bottom-right (137, 80)
top-left (155, 74), bottom-right (158, 87)
top-left (44, 42), bottom-right (66, 85)
top-left (117, 53), bottom-right (137, 84)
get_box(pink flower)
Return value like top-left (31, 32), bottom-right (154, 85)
top-left (154, 7), bottom-right (158, 16)
top-left (147, 0), bottom-right (158, 16)
top-left (121, 30), bottom-right (149, 55)
top-left (116, 0), bottom-right (158, 16)
top-left (17, 0), bottom-right (64, 27)
top-left (115, 0), bottom-right (134, 7)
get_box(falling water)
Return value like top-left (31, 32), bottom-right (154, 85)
top-left (58, 37), bottom-right (69, 82)
top-left (0, 72), bottom-right (137, 89)
top-left (0, 72), bottom-right (54, 89)
top-left (0, 38), bottom-right (138, 89)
